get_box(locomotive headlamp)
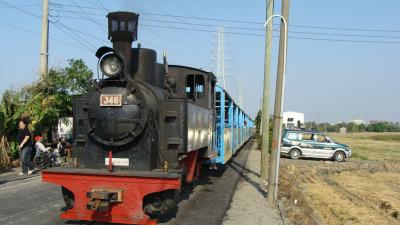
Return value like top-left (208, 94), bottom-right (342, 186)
top-left (100, 54), bottom-right (122, 77)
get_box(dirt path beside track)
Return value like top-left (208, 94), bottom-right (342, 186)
top-left (222, 141), bottom-right (282, 225)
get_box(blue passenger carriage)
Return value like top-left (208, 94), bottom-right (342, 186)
top-left (213, 85), bottom-right (254, 164)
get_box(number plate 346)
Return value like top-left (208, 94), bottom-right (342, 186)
top-left (100, 94), bottom-right (122, 107)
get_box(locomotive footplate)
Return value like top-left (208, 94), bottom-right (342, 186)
top-left (42, 167), bottom-right (182, 225)
top-left (87, 189), bottom-right (123, 211)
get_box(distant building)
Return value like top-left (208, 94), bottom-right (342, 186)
top-left (283, 111), bottom-right (304, 129)
top-left (57, 117), bottom-right (73, 141)
top-left (369, 120), bottom-right (383, 124)
top-left (351, 119), bottom-right (366, 125)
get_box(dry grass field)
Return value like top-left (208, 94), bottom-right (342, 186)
top-left (330, 132), bottom-right (400, 161)
top-left (278, 132), bottom-right (400, 225)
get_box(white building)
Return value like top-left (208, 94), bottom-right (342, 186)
top-left (57, 117), bottom-right (73, 140)
top-left (283, 111), bottom-right (304, 129)
top-left (351, 119), bottom-right (366, 125)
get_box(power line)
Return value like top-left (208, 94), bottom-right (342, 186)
top-left (51, 10), bottom-right (214, 62)
top-left (41, 5), bottom-right (400, 41)
top-left (139, 19), bottom-right (400, 40)
top-left (6, 2), bottom-right (400, 34)
top-left (288, 36), bottom-right (400, 44)
top-left (140, 11), bottom-right (263, 25)
top-left (289, 30), bottom-right (400, 39)
top-left (51, 22), bottom-right (96, 51)
top-left (140, 18), bottom-right (279, 31)
top-left (137, 11), bottom-right (400, 34)
top-left (55, 10), bottom-right (213, 53)
top-left (4, 1), bottom-right (400, 45)
top-left (0, 20), bottom-right (92, 51)
top-left (53, 13), bottom-right (400, 41)
top-left (58, 23), bottom-right (108, 44)
top-left (290, 24), bottom-right (400, 34)
top-left (95, 0), bottom-right (108, 11)
top-left (0, 0), bottom-right (41, 18)
top-left (70, 0), bottom-right (106, 32)
top-left (141, 0), bottom-right (212, 44)
top-left (0, 1), bottom-right (98, 51)
top-left (0, 3), bottom-right (39, 9)
top-left (49, 3), bottom-right (104, 11)
top-left (59, 22), bottom-right (99, 49)
top-left (0, 15), bottom-right (208, 65)
top-left (140, 24), bottom-right (400, 44)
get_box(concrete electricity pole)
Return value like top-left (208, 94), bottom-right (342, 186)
top-left (260, 0), bottom-right (274, 181)
top-left (267, 0), bottom-right (290, 204)
top-left (39, 0), bottom-right (49, 78)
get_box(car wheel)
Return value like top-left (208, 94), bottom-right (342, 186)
top-left (289, 149), bottom-right (301, 159)
top-left (334, 151), bottom-right (345, 162)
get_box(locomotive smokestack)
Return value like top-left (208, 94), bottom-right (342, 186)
top-left (107, 12), bottom-right (139, 77)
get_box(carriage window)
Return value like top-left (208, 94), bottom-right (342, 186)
top-left (186, 74), bottom-right (205, 99)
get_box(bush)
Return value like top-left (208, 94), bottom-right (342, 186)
top-left (255, 110), bottom-right (273, 151)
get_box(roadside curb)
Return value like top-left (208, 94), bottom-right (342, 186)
top-left (0, 173), bottom-right (40, 185)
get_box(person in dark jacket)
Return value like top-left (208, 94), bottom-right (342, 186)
top-left (18, 119), bottom-right (34, 175)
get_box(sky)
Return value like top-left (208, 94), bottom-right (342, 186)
top-left (0, 0), bottom-right (399, 123)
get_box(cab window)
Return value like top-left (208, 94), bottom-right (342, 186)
top-left (186, 74), bottom-right (205, 100)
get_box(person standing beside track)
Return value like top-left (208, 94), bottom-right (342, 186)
top-left (18, 118), bottom-right (34, 175)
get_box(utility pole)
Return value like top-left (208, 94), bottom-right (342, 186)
top-left (260, 0), bottom-right (274, 181)
top-left (39, 0), bottom-right (49, 78)
top-left (267, 0), bottom-right (290, 204)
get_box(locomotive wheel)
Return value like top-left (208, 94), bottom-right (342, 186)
top-left (143, 190), bottom-right (176, 218)
top-left (61, 187), bottom-right (75, 209)
top-left (143, 196), bottom-right (168, 218)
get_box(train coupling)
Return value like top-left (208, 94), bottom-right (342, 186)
top-left (86, 189), bottom-right (123, 211)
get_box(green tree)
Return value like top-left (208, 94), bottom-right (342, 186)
top-left (254, 110), bottom-right (272, 150)
top-left (357, 123), bottom-right (367, 132)
top-left (0, 90), bottom-right (24, 169)
top-left (0, 59), bottom-right (93, 170)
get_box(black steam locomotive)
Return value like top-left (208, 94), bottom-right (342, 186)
top-left (42, 11), bottom-right (252, 225)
